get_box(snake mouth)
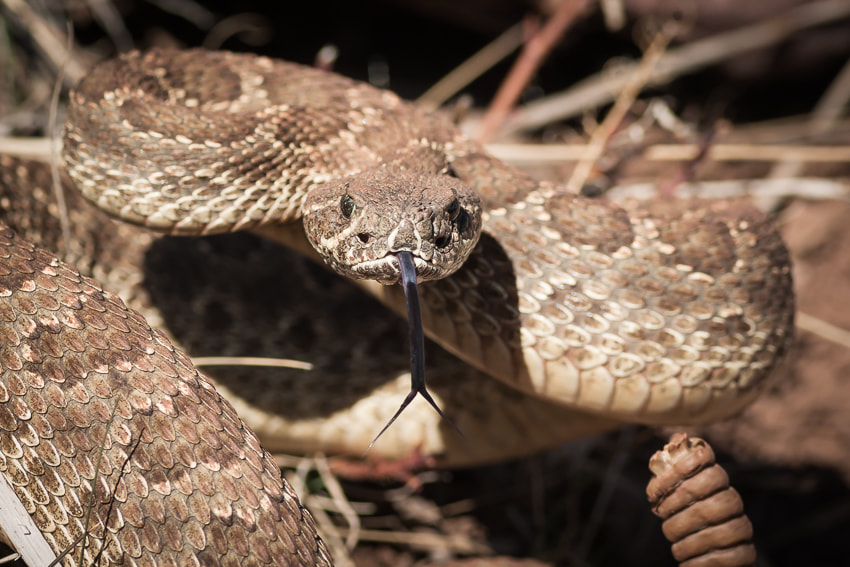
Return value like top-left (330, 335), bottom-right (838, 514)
top-left (349, 253), bottom-right (439, 284)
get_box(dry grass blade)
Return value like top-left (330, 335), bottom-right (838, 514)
top-left (489, 142), bottom-right (850, 163)
top-left (0, 136), bottom-right (52, 158)
top-left (0, 551), bottom-right (22, 564)
top-left (796, 311), bottom-right (850, 350)
top-left (607, 178), bottom-right (850, 203)
top-left (191, 355), bottom-right (314, 370)
top-left (49, 22), bottom-right (72, 256)
top-left (645, 144), bottom-right (850, 163)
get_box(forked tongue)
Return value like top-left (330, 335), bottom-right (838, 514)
top-left (365, 250), bottom-right (461, 452)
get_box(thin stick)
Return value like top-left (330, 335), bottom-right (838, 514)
top-left (49, 20), bottom-right (73, 256)
top-left (0, 136), bottom-right (53, 158)
top-left (565, 23), bottom-right (676, 194)
top-left (192, 356), bottom-right (314, 370)
top-left (10, 136), bottom-right (850, 165)
top-left (487, 143), bottom-right (850, 164)
top-left (606, 177), bottom-right (849, 202)
top-left (506, 0), bottom-right (850, 135)
top-left (0, 551), bottom-right (22, 564)
top-left (797, 311), bottom-right (850, 350)
top-left (644, 143), bottom-right (850, 163)
top-left (476, 0), bottom-right (593, 142)
top-left (416, 22), bottom-right (524, 112)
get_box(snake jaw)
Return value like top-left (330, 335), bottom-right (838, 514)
top-left (349, 254), bottom-right (435, 285)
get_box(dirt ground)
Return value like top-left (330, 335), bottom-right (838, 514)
top-left (2, 1), bottom-right (850, 566)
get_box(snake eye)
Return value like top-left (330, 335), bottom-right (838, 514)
top-left (340, 194), bottom-right (356, 219)
top-left (447, 198), bottom-right (460, 221)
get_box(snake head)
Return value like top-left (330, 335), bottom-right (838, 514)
top-left (302, 165), bottom-right (482, 284)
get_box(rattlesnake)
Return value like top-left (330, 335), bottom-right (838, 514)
top-left (0, 48), bottom-right (794, 565)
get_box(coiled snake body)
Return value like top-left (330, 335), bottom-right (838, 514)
top-left (0, 49), bottom-right (794, 565)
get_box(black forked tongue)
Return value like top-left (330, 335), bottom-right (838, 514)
top-left (365, 250), bottom-right (462, 453)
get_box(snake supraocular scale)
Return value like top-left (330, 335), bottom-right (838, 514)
top-left (0, 47), bottom-right (794, 565)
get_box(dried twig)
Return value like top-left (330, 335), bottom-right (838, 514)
top-left (607, 178), bottom-right (850, 203)
top-left (645, 144), bottom-right (850, 163)
top-left (192, 355), bottom-right (314, 370)
top-left (796, 311), bottom-right (850, 350)
top-left (487, 142), bottom-right (850, 164)
top-left (16, 136), bottom-right (850, 165)
top-left (599, 0), bottom-right (626, 31)
top-left (0, 136), bottom-right (52, 157)
top-left (49, 22), bottom-right (72, 256)
top-left (476, 0), bottom-right (593, 142)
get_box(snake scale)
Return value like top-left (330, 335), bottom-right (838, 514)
top-left (0, 48), bottom-right (794, 565)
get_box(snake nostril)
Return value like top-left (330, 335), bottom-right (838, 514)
top-left (435, 235), bottom-right (451, 249)
top-left (357, 233), bottom-right (370, 244)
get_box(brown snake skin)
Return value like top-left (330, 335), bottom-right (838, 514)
top-left (0, 223), bottom-right (331, 565)
top-left (0, 48), bottom-right (795, 564)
